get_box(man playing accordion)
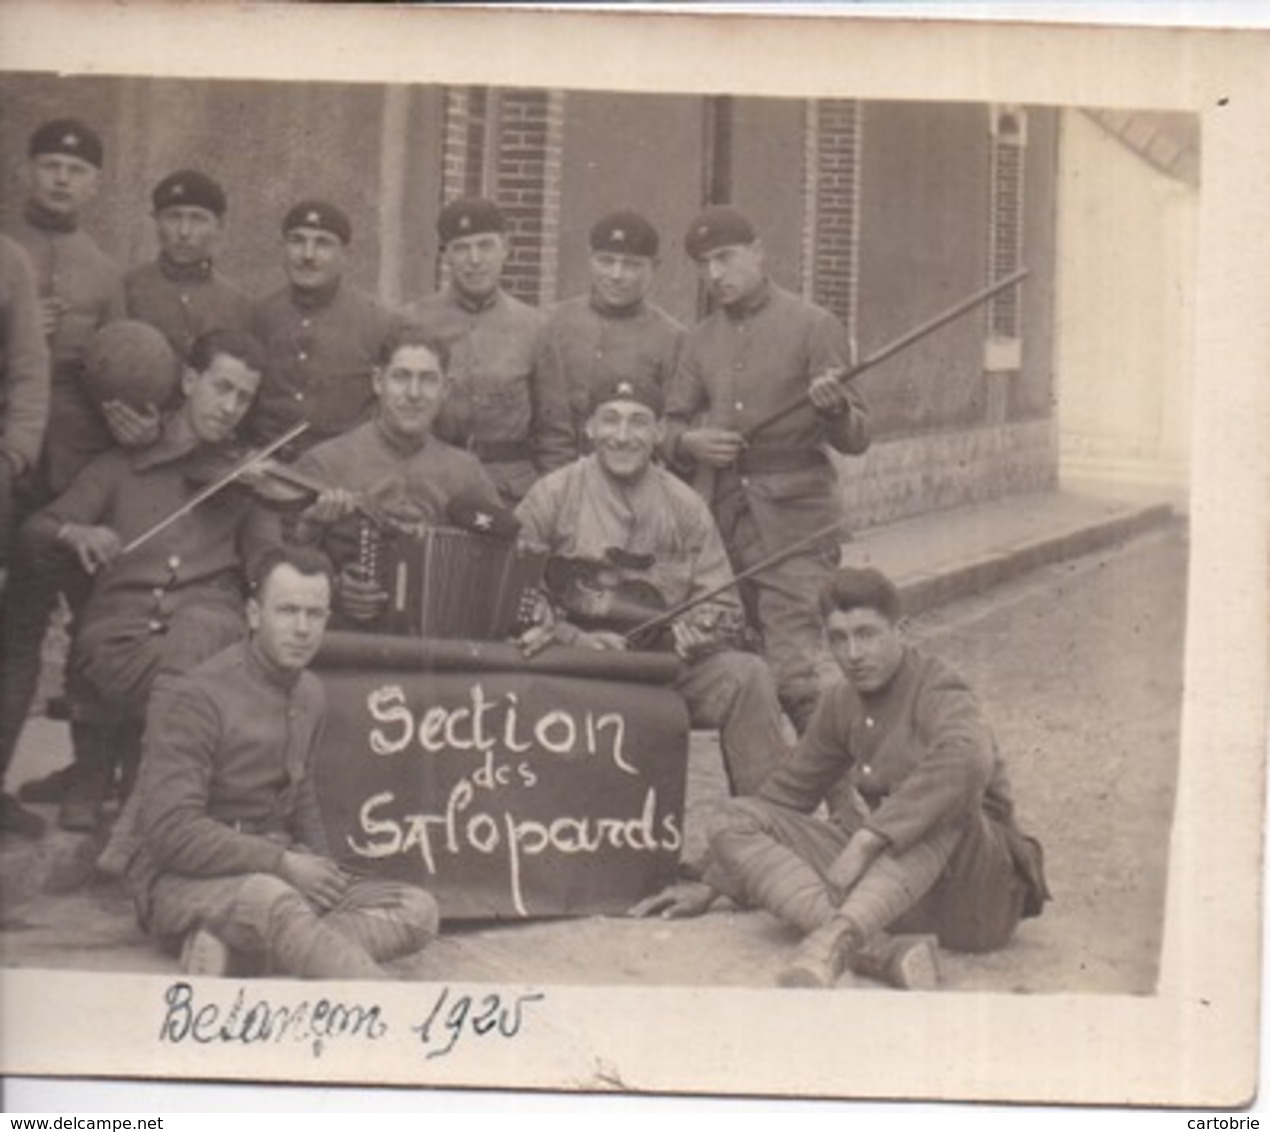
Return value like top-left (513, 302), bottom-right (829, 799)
top-left (292, 325), bottom-right (504, 628)
top-left (513, 373), bottom-right (789, 798)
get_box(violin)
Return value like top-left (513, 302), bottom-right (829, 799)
top-left (543, 550), bottom-right (669, 637)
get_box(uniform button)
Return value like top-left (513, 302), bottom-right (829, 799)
top-left (294, 391), bottom-right (304, 401)
top-left (298, 351), bottom-right (309, 361)
top-left (735, 400), bottom-right (744, 411)
top-left (301, 318), bottom-right (311, 328)
top-left (861, 763), bottom-right (873, 775)
top-left (167, 555), bottom-right (181, 571)
top-left (740, 476), bottom-right (750, 486)
top-left (180, 294), bottom-right (190, 306)
top-left (733, 362), bottom-right (744, 371)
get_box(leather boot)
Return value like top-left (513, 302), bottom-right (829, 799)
top-left (58, 722), bottom-right (114, 832)
top-left (850, 933), bottom-right (941, 991)
top-left (777, 915), bottom-right (863, 989)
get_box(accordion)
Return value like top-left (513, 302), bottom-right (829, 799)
top-left (374, 527), bottom-right (546, 642)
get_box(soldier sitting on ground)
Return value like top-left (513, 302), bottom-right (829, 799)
top-left (633, 565), bottom-right (1050, 991)
top-left (120, 544), bottom-right (439, 979)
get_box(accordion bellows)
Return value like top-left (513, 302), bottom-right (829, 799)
top-left (378, 527), bottom-right (546, 642)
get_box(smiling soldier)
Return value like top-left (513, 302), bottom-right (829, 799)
top-left (411, 196), bottom-right (573, 503)
top-left (514, 373), bottom-right (788, 800)
top-left (290, 324), bottom-right (503, 627)
top-left (538, 208), bottom-right (685, 449)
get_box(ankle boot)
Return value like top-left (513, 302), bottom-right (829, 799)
top-left (850, 933), bottom-right (941, 991)
top-left (778, 916), bottom-right (863, 989)
top-left (58, 723), bottom-right (114, 832)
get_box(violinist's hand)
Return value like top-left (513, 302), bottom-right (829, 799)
top-left (808, 368), bottom-right (852, 416)
top-left (57, 523), bottom-right (122, 575)
top-left (37, 296), bottom-right (65, 338)
top-left (102, 400), bottom-right (161, 448)
top-left (679, 427), bottom-right (745, 468)
top-left (304, 487), bottom-right (360, 526)
top-left (337, 564), bottom-right (388, 622)
top-left (671, 618), bottom-right (714, 663)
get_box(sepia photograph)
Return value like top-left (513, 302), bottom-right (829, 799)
top-left (0, 0), bottom-right (1265, 1113)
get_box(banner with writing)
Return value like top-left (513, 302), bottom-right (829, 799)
top-left (312, 665), bottom-right (690, 921)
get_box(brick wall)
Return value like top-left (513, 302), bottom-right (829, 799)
top-left (493, 88), bottom-right (565, 307)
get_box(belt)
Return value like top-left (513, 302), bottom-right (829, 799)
top-left (471, 439), bottom-right (534, 463)
top-left (733, 448), bottom-right (830, 475)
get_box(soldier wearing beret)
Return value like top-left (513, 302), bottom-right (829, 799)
top-left (538, 208), bottom-right (685, 449)
top-left (410, 196), bottom-right (573, 504)
top-left (248, 200), bottom-right (402, 450)
top-left (664, 205), bottom-right (871, 735)
top-left (515, 373), bottom-right (788, 801)
top-left (124, 170), bottom-right (254, 364)
top-left (5, 118), bottom-right (138, 499)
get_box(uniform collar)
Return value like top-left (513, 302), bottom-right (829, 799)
top-left (245, 638), bottom-right (305, 690)
top-left (722, 278), bottom-right (773, 321)
top-left (448, 284), bottom-right (502, 315)
top-left (24, 200), bottom-right (78, 235)
top-left (588, 291), bottom-right (647, 320)
top-left (290, 277), bottom-right (342, 311)
top-left (132, 412), bottom-right (226, 471)
top-left (158, 254), bottom-right (214, 284)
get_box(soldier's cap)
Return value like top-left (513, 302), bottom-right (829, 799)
top-left (152, 169), bottom-right (227, 217)
top-left (437, 196), bottom-right (505, 244)
top-left (684, 204), bottom-right (757, 260)
top-left (590, 209), bottom-right (659, 258)
top-left (282, 199), bottom-right (352, 244)
top-left (588, 374), bottom-right (664, 418)
top-left (28, 118), bottom-right (104, 169)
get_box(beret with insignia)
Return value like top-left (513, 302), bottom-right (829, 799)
top-left (587, 373), bottom-right (664, 418)
top-left (28, 118), bottom-right (104, 168)
top-left (282, 199), bottom-right (352, 244)
top-left (437, 196), bottom-right (506, 244)
top-left (152, 169), bottom-right (227, 217)
top-left (590, 209), bottom-right (659, 258)
top-left (683, 204), bottom-right (757, 261)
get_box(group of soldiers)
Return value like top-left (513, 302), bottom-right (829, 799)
top-left (0, 116), bottom-right (1047, 989)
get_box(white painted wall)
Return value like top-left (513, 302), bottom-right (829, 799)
top-left (1054, 110), bottom-right (1197, 505)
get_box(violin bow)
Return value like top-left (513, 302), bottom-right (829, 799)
top-left (121, 420), bottom-right (311, 556)
top-left (622, 516), bottom-right (851, 646)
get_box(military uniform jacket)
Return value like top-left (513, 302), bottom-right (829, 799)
top-left (664, 282), bottom-right (869, 551)
top-left (294, 417), bottom-right (503, 573)
top-left (26, 415), bottom-right (280, 628)
top-left (411, 286), bottom-right (574, 478)
top-left (759, 649), bottom-right (1019, 855)
top-left (124, 257), bottom-right (253, 363)
top-left (8, 205), bottom-right (126, 492)
top-left (129, 640), bottom-right (329, 904)
top-left (249, 280), bottom-right (401, 444)
top-left (515, 454), bottom-right (741, 614)
top-left (539, 293), bottom-right (685, 443)
top-left (0, 233), bottom-right (51, 471)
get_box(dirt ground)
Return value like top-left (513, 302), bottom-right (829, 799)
top-left (0, 524), bottom-right (1187, 994)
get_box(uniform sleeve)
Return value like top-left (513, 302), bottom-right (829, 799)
top-left (0, 242), bottom-right (51, 471)
top-left (24, 449), bottom-right (125, 546)
top-left (139, 682), bottom-right (289, 878)
top-left (512, 475), bottom-right (561, 554)
top-left (529, 322), bottom-right (577, 474)
top-left (662, 338), bottom-right (708, 469)
top-left (755, 686), bottom-right (856, 810)
top-left (864, 670), bottom-right (997, 854)
top-left (808, 311), bottom-right (870, 456)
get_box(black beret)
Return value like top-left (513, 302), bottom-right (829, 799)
top-left (588, 374), bottom-right (664, 418)
top-left (28, 118), bottom-right (104, 169)
top-left (590, 209), bottom-right (660, 258)
top-left (684, 204), bottom-right (757, 260)
top-left (282, 199), bottom-right (352, 244)
top-left (438, 196), bottom-right (505, 244)
top-left (152, 169), bottom-right (227, 217)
